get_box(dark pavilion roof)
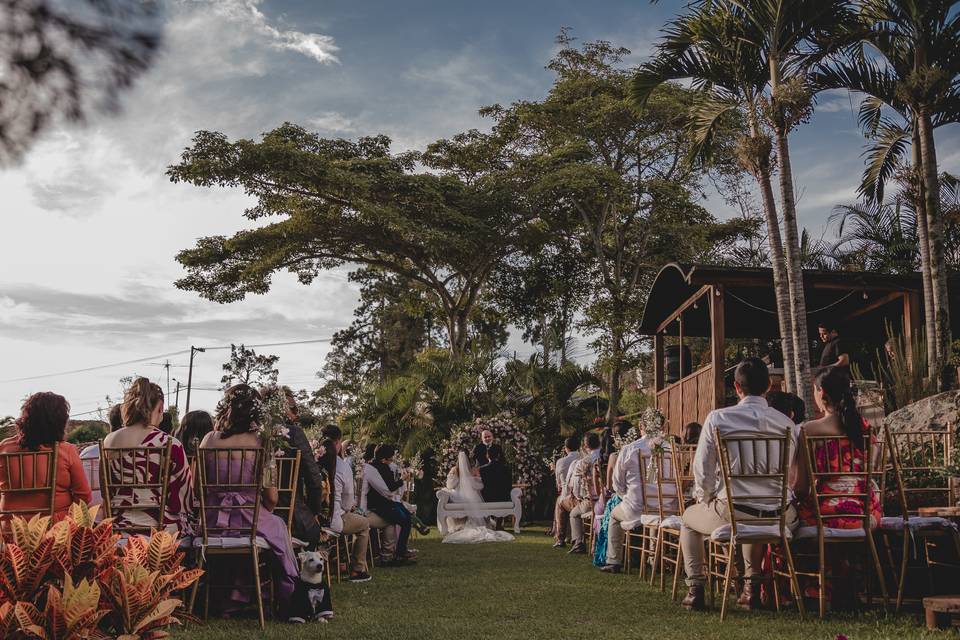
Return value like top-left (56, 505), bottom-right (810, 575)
top-left (639, 263), bottom-right (959, 341)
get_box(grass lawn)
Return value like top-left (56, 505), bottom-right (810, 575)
top-left (175, 526), bottom-right (940, 640)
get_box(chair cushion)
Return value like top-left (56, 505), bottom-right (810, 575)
top-left (639, 514), bottom-right (661, 527)
top-left (118, 535), bottom-right (193, 550)
top-left (796, 526), bottom-right (866, 540)
top-left (443, 501), bottom-right (514, 510)
top-left (659, 515), bottom-right (683, 530)
top-left (880, 516), bottom-right (957, 531)
top-left (711, 523), bottom-right (789, 542)
top-left (194, 536), bottom-right (270, 550)
top-left (291, 537), bottom-right (309, 549)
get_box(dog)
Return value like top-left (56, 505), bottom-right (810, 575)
top-left (287, 549), bottom-right (334, 623)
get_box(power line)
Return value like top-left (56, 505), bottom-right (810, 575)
top-left (0, 337), bottom-right (334, 385)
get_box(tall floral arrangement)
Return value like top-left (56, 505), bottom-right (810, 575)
top-left (436, 413), bottom-right (544, 503)
top-left (639, 407), bottom-right (668, 482)
top-left (258, 385), bottom-right (292, 488)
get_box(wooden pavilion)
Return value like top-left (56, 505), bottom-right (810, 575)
top-left (638, 263), bottom-right (960, 435)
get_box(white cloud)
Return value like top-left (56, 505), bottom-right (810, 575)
top-left (203, 0), bottom-right (339, 65)
top-left (308, 111), bottom-right (356, 133)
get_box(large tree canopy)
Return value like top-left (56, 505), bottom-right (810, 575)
top-left (167, 124), bottom-right (542, 357)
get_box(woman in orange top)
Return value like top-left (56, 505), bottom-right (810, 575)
top-left (0, 392), bottom-right (92, 520)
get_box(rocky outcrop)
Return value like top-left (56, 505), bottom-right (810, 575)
top-left (884, 390), bottom-right (960, 432)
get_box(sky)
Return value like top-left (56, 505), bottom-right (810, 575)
top-left (2, 0), bottom-right (959, 418)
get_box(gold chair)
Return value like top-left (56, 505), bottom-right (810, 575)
top-left (793, 432), bottom-right (887, 619)
top-left (0, 446), bottom-right (59, 540)
top-left (272, 451), bottom-right (302, 536)
top-left (709, 432), bottom-right (804, 621)
top-left (881, 424), bottom-right (960, 612)
top-left (661, 444), bottom-right (697, 598)
top-left (584, 461), bottom-right (602, 555)
top-left (630, 451), bottom-right (662, 582)
top-left (99, 441), bottom-right (173, 536)
top-left (193, 447), bottom-right (272, 629)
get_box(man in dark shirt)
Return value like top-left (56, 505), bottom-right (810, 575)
top-left (480, 444), bottom-right (512, 503)
top-left (817, 321), bottom-right (849, 373)
top-left (275, 388), bottom-right (326, 543)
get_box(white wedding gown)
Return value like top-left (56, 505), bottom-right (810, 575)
top-left (441, 452), bottom-right (514, 544)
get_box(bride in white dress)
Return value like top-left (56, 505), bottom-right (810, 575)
top-left (441, 450), bottom-right (514, 544)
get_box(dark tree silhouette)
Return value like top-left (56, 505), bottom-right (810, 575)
top-left (0, 0), bottom-right (161, 163)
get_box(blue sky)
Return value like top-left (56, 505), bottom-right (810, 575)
top-left (1, 0), bottom-right (958, 416)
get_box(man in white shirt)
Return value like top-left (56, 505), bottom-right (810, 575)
top-left (551, 436), bottom-right (581, 546)
top-left (325, 425), bottom-right (373, 582)
top-left (565, 432), bottom-right (602, 554)
top-left (679, 358), bottom-right (797, 611)
top-left (359, 448), bottom-right (404, 564)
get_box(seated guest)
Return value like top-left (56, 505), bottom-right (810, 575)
top-left (593, 433), bottom-right (626, 568)
top-left (78, 403), bottom-right (124, 511)
top-left (552, 436), bottom-right (580, 545)
top-left (791, 367), bottom-right (881, 601)
top-left (480, 444), bottom-right (512, 503)
top-left (359, 444), bottom-right (402, 564)
top-left (102, 378), bottom-right (193, 534)
top-left (682, 422), bottom-right (702, 445)
top-left (270, 390), bottom-right (326, 545)
top-left (366, 444), bottom-right (416, 563)
top-left (679, 358), bottom-right (798, 611)
top-left (0, 392), bottom-right (91, 522)
top-left (158, 410), bottom-right (174, 435)
top-left (199, 384), bottom-right (299, 609)
top-left (178, 410), bottom-right (214, 458)
top-left (562, 432), bottom-right (601, 554)
top-left (599, 422), bottom-right (650, 573)
top-left (319, 425), bottom-right (373, 582)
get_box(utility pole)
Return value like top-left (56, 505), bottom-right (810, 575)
top-left (164, 360), bottom-right (171, 398)
top-left (173, 380), bottom-right (182, 412)
top-left (185, 346), bottom-right (205, 414)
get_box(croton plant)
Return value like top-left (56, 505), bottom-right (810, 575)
top-left (0, 502), bottom-right (202, 639)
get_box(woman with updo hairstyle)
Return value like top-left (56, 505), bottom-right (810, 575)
top-left (199, 384), bottom-right (299, 610)
top-left (0, 392), bottom-right (91, 522)
top-left (102, 377), bottom-right (194, 534)
top-left (790, 367), bottom-right (882, 599)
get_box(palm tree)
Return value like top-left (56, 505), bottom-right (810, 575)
top-left (631, 3), bottom-right (800, 394)
top-left (813, 0), bottom-right (960, 387)
top-left (830, 198), bottom-right (920, 274)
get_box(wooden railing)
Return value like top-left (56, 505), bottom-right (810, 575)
top-left (656, 364), bottom-right (715, 436)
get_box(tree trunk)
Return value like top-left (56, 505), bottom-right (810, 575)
top-left (747, 111), bottom-right (796, 394)
top-left (540, 313), bottom-right (551, 369)
top-left (769, 60), bottom-right (814, 410)
top-left (911, 125), bottom-right (938, 379)
top-left (606, 314), bottom-right (624, 423)
top-left (917, 110), bottom-right (953, 389)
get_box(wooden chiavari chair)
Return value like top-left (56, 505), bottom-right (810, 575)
top-left (881, 424), bottom-right (960, 612)
top-left (710, 432), bottom-right (804, 621)
top-left (273, 451), bottom-right (302, 537)
top-left (793, 433), bottom-right (887, 619)
top-left (99, 440), bottom-right (173, 537)
top-left (650, 446), bottom-right (680, 590)
top-left (662, 444), bottom-right (697, 599)
top-left (192, 447), bottom-right (271, 629)
top-left (584, 461), bottom-right (602, 554)
top-left (623, 450), bottom-right (660, 581)
top-left (0, 446), bottom-right (59, 540)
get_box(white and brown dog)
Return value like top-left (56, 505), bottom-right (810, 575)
top-left (287, 549), bottom-right (334, 623)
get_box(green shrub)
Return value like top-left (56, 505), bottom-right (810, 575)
top-left (66, 422), bottom-right (107, 445)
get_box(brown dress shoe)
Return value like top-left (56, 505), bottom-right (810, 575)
top-left (681, 585), bottom-right (706, 611)
top-left (737, 581), bottom-right (762, 610)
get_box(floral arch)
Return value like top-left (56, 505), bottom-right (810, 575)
top-left (436, 413), bottom-right (545, 500)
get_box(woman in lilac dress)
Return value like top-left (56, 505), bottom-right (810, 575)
top-left (199, 384), bottom-right (298, 612)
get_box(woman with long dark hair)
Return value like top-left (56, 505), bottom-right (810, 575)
top-left (790, 367), bottom-right (882, 599)
top-left (0, 392), bottom-right (91, 521)
top-left (199, 384), bottom-right (299, 610)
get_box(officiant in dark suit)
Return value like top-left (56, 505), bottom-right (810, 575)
top-left (480, 444), bottom-right (512, 503)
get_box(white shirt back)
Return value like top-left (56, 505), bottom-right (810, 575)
top-left (555, 451), bottom-right (580, 493)
top-left (693, 395), bottom-right (796, 510)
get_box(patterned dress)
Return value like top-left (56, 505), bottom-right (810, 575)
top-left (106, 429), bottom-right (195, 535)
top-left (798, 427), bottom-right (881, 530)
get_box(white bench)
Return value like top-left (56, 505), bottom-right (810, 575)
top-left (436, 487), bottom-right (523, 535)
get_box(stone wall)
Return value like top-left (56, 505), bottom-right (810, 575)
top-left (884, 390), bottom-right (960, 433)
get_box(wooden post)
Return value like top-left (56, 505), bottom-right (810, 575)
top-left (710, 285), bottom-right (725, 409)
top-left (903, 291), bottom-right (921, 364)
top-left (654, 332), bottom-right (664, 392)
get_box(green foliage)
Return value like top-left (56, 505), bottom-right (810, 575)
top-left (220, 343), bottom-right (279, 389)
top-left (65, 422), bottom-right (107, 445)
top-left (869, 322), bottom-right (937, 411)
